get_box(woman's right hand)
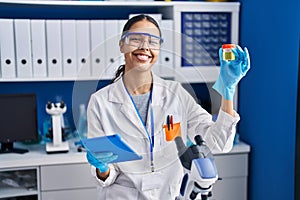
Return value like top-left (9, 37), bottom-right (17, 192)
top-left (86, 150), bottom-right (118, 173)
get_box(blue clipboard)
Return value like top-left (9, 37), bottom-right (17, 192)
top-left (81, 134), bottom-right (142, 163)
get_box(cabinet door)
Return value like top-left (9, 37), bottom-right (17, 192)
top-left (211, 153), bottom-right (249, 200)
top-left (210, 177), bottom-right (247, 200)
top-left (40, 163), bottom-right (95, 191)
top-left (41, 188), bottom-right (97, 200)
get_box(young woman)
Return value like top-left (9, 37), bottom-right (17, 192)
top-left (86, 14), bottom-right (250, 199)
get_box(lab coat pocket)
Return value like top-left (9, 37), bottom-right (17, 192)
top-left (160, 114), bottom-right (183, 144)
top-left (106, 183), bottom-right (139, 200)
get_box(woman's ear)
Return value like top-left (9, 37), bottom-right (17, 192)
top-left (119, 40), bottom-right (124, 53)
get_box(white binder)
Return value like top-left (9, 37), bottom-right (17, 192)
top-left (14, 19), bottom-right (33, 78)
top-left (76, 20), bottom-right (91, 77)
top-left (160, 20), bottom-right (174, 76)
top-left (31, 19), bottom-right (47, 78)
top-left (46, 20), bottom-right (63, 77)
top-left (61, 20), bottom-right (77, 77)
top-left (118, 19), bottom-right (127, 66)
top-left (0, 19), bottom-right (16, 78)
top-left (104, 20), bottom-right (121, 78)
top-left (90, 20), bottom-right (105, 78)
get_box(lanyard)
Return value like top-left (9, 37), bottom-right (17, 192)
top-left (126, 88), bottom-right (155, 172)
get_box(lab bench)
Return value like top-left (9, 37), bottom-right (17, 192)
top-left (0, 141), bottom-right (250, 200)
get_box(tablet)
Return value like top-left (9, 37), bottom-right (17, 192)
top-left (81, 134), bottom-right (142, 163)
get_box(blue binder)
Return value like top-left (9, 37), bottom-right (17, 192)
top-left (81, 134), bottom-right (142, 163)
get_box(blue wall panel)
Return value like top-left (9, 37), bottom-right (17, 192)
top-left (0, 80), bottom-right (110, 137)
top-left (238, 0), bottom-right (299, 199)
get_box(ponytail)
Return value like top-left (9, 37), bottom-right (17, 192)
top-left (111, 65), bottom-right (125, 83)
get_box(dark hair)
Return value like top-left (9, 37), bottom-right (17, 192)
top-left (110, 14), bottom-right (161, 83)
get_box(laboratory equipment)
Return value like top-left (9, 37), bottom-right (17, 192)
top-left (0, 93), bottom-right (38, 154)
top-left (175, 135), bottom-right (218, 200)
top-left (222, 44), bottom-right (236, 61)
top-left (45, 101), bottom-right (69, 153)
top-left (77, 104), bottom-right (87, 139)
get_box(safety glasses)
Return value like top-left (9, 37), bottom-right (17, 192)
top-left (121, 32), bottom-right (164, 50)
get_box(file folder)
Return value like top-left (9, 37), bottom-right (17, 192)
top-left (104, 20), bottom-right (121, 77)
top-left (62, 20), bottom-right (77, 77)
top-left (160, 20), bottom-right (174, 75)
top-left (76, 20), bottom-right (91, 77)
top-left (81, 134), bottom-right (142, 163)
top-left (14, 19), bottom-right (33, 78)
top-left (90, 20), bottom-right (106, 78)
top-left (0, 19), bottom-right (16, 78)
top-left (46, 20), bottom-right (63, 77)
top-left (31, 19), bottom-right (47, 78)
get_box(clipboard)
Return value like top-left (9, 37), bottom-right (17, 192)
top-left (81, 134), bottom-right (142, 163)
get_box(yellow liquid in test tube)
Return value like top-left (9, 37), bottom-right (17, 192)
top-left (222, 44), bottom-right (236, 61)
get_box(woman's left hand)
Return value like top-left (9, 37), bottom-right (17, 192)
top-left (213, 45), bottom-right (250, 100)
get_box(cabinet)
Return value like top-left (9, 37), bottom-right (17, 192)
top-left (40, 164), bottom-right (97, 200)
top-left (212, 153), bottom-right (249, 200)
top-left (0, 0), bottom-right (239, 83)
top-left (0, 142), bottom-right (97, 200)
top-left (0, 167), bottom-right (39, 200)
top-left (0, 141), bottom-right (249, 200)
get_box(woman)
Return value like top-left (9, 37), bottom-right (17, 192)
top-left (86, 14), bottom-right (250, 199)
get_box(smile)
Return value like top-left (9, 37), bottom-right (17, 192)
top-left (133, 53), bottom-right (152, 61)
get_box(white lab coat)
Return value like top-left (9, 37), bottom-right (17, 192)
top-left (87, 73), bottom-right (240, 200)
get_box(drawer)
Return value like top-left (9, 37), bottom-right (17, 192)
top-left (40, 163), bottom-right (95, 191)
top-left (41, 188), bottom-right (97, 200)
top-left (214, 153), bottom-right (248, 178)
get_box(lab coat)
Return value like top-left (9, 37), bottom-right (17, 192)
top-left (87, 73), bottom-right (240, 200)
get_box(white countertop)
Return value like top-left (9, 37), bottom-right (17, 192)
top-left (0, 140), bottom-right (250, 169)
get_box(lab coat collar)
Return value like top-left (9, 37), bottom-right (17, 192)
top-left (108, 72), bottom-right (168, 136)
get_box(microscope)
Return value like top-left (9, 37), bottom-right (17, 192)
top-left (45, 101), bottom-right (69, 153)
top-left (175, 135), bottom-right (218, 200)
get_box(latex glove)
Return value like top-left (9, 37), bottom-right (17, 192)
top-left (213, 45), bottom-right (250, 100)
top-left (86, 150), bottom-right (118, 173)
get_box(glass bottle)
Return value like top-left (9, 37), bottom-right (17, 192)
top-left (222, 44), bottom-right (236, 61)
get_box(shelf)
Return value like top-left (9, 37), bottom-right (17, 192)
top-left (0, 186), bottom-right (38, 199)
top-left (0, 167), bottom-right (39, 199)
top-left (0, 76), bottom-right (110, 82)
top-left (0, 1), bottom-right (239, 83)
top-left (0, 1), bottom-right (238, 7)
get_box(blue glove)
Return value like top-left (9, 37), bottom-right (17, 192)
top-left (86, 151), bottom-right (118, 173)
top-left (213, 45), bottom-right (250, 100)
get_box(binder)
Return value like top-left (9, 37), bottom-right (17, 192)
top-left (46, 20), bottom-right (63, 77)
top-left (90, 20), bottom-right (106, 78)
top-left (0, 19), bottom-right (16, 78)
top-left (76, 20), bottom-right (91, 77)
top-left (61, 20), bottom-right (77, 77)
top-left (14, 19), bottom-right (33, 78)
top-left (118, 19), bottom-right (127, 66)
top-left (160, 20), bottom-right (174, 76)
top-left (31, 19), bottom-right (47, 77)
top-left (104, 20), bottom-right (121, 77)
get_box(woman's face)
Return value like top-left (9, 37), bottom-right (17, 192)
top-left (120, 19), bottom-right (161, 73)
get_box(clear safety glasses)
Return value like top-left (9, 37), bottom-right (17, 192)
top-left (121, 32), bottom-right (164, 50)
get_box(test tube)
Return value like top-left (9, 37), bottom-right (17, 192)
top-left (222, 44), bottom-right (236, 61)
